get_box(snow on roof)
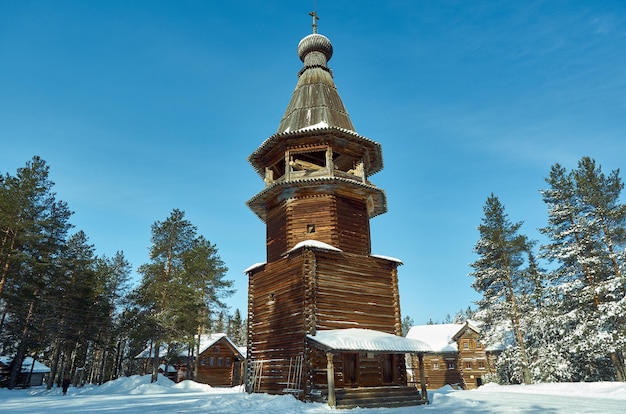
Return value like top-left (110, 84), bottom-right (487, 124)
top-left (296, 120), bottom-right (329, 132)
top-left (158, 364), bottom-right (177, 373)
top-left (243, 262), bottom-right (265, 274)
top-left (237, 347), bottom-right (247, 358)
top-left (287, 239), bottom-right (342, 254)
top-left (406, 323), bottom-right (466, 353)
top-left (307, 328), bottom-right (432, 353)
top-left (370, 254), bottom-right (403, 264)
top-left (135, 334), bottom-right (243, 360)
top-left (0, 356), bottom-right (50, 373)
top-left (196, 333), bottom-right (240, 355)
top-left (135, 343), bottom-right (170, 359)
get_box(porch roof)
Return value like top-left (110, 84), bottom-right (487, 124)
top-left (307, 328), bottom-right (432, 353)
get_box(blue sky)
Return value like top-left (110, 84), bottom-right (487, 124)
top-left (1, 1), bottom-right (625, 324)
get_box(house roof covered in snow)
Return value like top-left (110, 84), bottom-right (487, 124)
top-left (0, 356), bottom-right (50, 373)
top-left (135, 333), bottom-right (243, 359)
top-left (307, 328), bottom-right (432, 353)
top-left (406, 323), bottom-right (468, 353)
top-left (405, 320), bottom-right (499, 353)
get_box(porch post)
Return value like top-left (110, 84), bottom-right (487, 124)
top-left (418, 353), bottom-right (428, 404)
top-left (326, 352), bottom-right (336, 408)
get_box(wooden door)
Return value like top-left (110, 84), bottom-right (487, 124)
top-left (382, 354), bottom-right (394, 384)
top-left (343, 353), bottom-right (358, 386)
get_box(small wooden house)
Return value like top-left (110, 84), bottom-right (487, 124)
top-left (194, 334), bottom-right (245, 386)
top-left (0, 356), bottom-right (50, 387)
top-left (406, 321), bottom-right (500, 390)
top-left (245, 19), bottom-right (429, 408)
top-left (135, 333), bottom-right (245, 386)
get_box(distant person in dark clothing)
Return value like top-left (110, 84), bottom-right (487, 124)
top-left (62, 376), bottom-right (71, 395)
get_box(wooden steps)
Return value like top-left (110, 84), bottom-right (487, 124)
top-left (321, 386), bottom-right (427, 409)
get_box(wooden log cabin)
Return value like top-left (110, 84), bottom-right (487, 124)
top-left (406, 321), bottom-right (501, 390)
top-left (244, 17), bottom-right (430, 408)
top-left (135, 333), bottom-right (245, 386)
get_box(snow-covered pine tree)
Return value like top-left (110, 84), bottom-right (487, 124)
top-left (540, 157), bottom-right (626, 381)
top-left (470, 194), bottom-right (533, 385)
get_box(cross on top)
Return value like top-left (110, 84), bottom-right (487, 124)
top-left (309, 11), bottom-right (319, 34)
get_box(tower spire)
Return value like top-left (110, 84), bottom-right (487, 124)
top-left (309, 10), bottom-right (319, 34)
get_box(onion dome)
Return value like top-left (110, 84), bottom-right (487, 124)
top-left (298, 33), bottom-right (333, 68)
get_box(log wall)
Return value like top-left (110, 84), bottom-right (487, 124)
top-left (314, 251), bottom-right (400, 333)
top-left (265, 193), bottom-right (372, 261)
top-left (247, 253), bottom-right (307, 392)
top-left (195, 338), bottom-right (241, 386)
top-left (247, 246), bottom-right (405, 394)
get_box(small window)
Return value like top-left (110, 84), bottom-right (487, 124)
top-left (226, 357), bottom-right (232, 366)
top-left (214, 346), bottom-right (220, 354)
top-left (432, 361), bottom-right (439, 370)
top-left (448, 362), bottom-right (455, 370)
top-left (217, 357), bottom-right (224, 366)
top-left (201, 358), bottom-right (206, 366)
top-left (465, 361), bottom-right (472, 369)
top-left (306, 224), bottom-right (316, 233)
top-left (478, 361), bottom-right (485, 369)
top-left (209, 357), bottom-right (215, 366)
top-left (463, 340), bottom-right (469, 350)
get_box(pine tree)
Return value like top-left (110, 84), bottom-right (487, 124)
top-left (470, 194), bottom-right (533, 385)
top-left (0, 157), bottom-right (73, 389)
top-left (540, 157), bottom-right (626, 381)
top-left (92, 251), bottom-right (131, 384)
top-left (134, 209), bottom-right (233, 382)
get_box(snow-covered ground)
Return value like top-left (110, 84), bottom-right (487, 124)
top-left (1, 375), bottom-right (625, 413)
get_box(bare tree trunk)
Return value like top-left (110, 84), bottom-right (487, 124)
top-left (8, 298), bottom-right (36, 389)
top-left (112, 339), bottom-right (123, 380)
top-left (504, 263), bottom-right (532, 385)
top-left (98, 347), bottom-right (107, 385)
top-left (611, 351), bottom-right (626, 382)
top-left (47, 339), bottom-right (61, 390)
top-left (151, 339), bottom-right (161, 383)
top-left (56, 352), bottom-right (66, 388)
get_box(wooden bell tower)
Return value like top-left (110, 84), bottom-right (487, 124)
top-left (245, 21), bottom-right (407, 399)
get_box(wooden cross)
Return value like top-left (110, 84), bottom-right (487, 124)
top-left (309, 11), bottom-right (319, 34)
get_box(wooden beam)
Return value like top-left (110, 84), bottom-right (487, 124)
top-left (290, 159), bottom-right (323, 171)
top-left (326, 352), bottom-right (336, 408)
top-left (418, 353), bottom-right (428, 404)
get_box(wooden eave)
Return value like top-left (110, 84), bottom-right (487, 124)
top-left (306, 329), bottom-right (433, 354)
top-left (248, 127), bottom-right (383, 178)
top-left (451, 322), bottom-right (481, 342)
top-left (198, 335), bottom-right (244, 358)
top-left (246, 176), bottom-right (387, 222)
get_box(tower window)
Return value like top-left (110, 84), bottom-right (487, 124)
top-left (306, 224), bottom-right (316, 233)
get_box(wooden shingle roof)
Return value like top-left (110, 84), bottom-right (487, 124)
top-left (276, 33), bottom-right (355, 134)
